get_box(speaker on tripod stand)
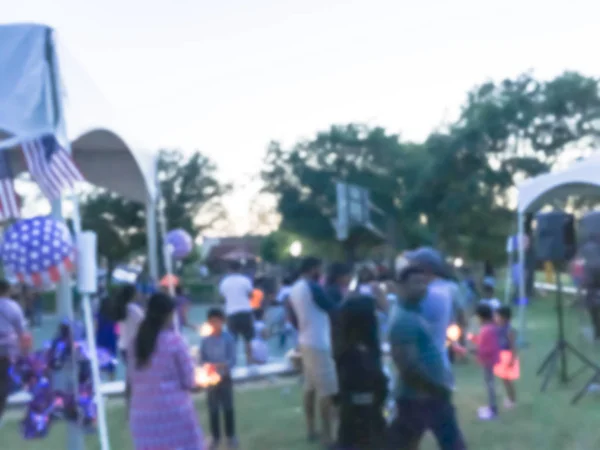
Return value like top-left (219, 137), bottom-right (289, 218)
top-left (535, 212), bottom-right (600, 401)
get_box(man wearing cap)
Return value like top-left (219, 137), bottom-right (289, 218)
top-left (387, 264), bottom-right (467, 449)
top-left (405, 247), bottom-right (457, 374)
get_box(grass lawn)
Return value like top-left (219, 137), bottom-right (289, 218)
top-left (4, 299), bottom-right (600, 449)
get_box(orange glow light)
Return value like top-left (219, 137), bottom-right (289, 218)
top-left (446, 324), bottom-right (461, 343)
top-left (195, 364), bottom-right (221, 387)
top-left (198, 323), bottom-right (214, 337)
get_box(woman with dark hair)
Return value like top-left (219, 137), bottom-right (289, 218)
top-left (128, 293), bottom-right (204, 449)
top-left (336, 295), bottom-right (387, 449)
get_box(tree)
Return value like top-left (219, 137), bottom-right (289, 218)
top-left (80, 149), bottom-right (230, 273)
top-left (405, 72), bottom-right (600, 262)
top-left (262, 72), bottom-right (600, 263)
top-left (261, 124), bottom-right (421, 254)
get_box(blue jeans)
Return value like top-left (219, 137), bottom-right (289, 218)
top-left (386, 397), bottom-right (467, 449)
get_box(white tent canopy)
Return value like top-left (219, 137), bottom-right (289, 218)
top-left (518, 154), bottom-right (600, 214)
top-left (0, 23), bottom-right (158, 203)
top-left (513, 154), bottom-right (600, 342)
top-left (0, 23), bottom-right (159, 277)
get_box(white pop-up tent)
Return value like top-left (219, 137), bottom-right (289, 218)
top-left (0, 23), bottom-right (166, 450)
top-left (514, 154), bottom-right (600, 341)
top-left (0, 24), bottom-right (160, 279)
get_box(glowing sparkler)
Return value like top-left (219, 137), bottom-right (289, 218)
top-left (446, 324), bottom-right (467, 357)
top-left (446, 324), bottom-right (461, 345)
top-left (198, 323), bottom-right (214, 337)
top-left (195, 364), bottom-right (221, 387)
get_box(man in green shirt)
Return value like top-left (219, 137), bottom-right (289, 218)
top-left (386, 264), bottom-right (467, 450)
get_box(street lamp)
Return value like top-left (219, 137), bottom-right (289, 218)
top-left (290, 241), bottom-right (303, 257)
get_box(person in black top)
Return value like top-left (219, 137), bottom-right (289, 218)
top-left (325, 263), bottom-right (352, 362)
top-left (336, 295), bottom-right (388, 450)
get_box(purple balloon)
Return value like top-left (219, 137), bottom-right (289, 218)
top-left (166, 229), bottom-right (193, 260)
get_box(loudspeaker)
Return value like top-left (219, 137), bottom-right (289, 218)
top-left (535, 212), bottom-right (576, 262)
top-left (580, 211), bottom-right (600, 243)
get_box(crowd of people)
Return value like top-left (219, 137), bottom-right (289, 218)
top-left (0, 249), bottom-right (526, 450)
top-left (280, 249), bottom-right (523, 449)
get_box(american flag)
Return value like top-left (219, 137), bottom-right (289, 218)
top-left (0, 150), bottom-right (20, 221)
top-left (21, 134), bottom-right (84, 200)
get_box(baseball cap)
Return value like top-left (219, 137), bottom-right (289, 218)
top-left (405, 247), bottom-right (451, 278)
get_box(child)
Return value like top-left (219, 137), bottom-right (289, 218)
top-left (200, 308), bottom-right (238, 449)
top-left (494, 306), bottom-right (519, 409)
top-left (480, 283), bottom-right (501, 311)
top-left (336, 295), bottom-right (388, 450)
top-left (250, 309), bottom-right (269, 364)
top-left (472, 303), bottom-right (500, 420)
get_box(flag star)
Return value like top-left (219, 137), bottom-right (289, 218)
top-left (42, 246), bottom-right (50, 254)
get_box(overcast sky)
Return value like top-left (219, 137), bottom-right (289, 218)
top-left (5, 0), bottom-right (600, 233)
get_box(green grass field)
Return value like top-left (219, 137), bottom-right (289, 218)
top-left (4, 298), bottom-right (600, 449)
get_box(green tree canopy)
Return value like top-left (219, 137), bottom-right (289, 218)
top-left (262, 72), bottom-right (600, 263)
top-left (80, 149), bottom-right (230, 272)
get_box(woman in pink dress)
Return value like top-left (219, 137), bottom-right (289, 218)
top-left (128, 292), bottom-right (204, 450)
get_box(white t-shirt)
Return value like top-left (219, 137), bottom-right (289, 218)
top-left (480, 297), bottom-right (502, 310)
top-left (276, 286), bottom-right (292, 304)
top-left (289, 279), bottom-right (331, 351)
top-left (118, 303), bottom-right (144, 351)
top-left (219, 273), bottom-right (253, 315)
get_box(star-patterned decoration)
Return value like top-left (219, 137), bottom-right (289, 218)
top-left (1, 216), bottom-right (75, 286)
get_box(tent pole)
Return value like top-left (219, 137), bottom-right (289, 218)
top-left (156, 183), bottom-right (179, 331)
top-left (517, 211), bottom-right (527, 346)
top-left (504, 235), bottom-right (512, 305)
top-left (47, 29), bottom-right (110, 450)
top-left (146, 195), bottom-right (159, 280)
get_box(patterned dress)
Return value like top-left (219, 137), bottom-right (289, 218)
top-left (128, 330), bottom-right (204, 450)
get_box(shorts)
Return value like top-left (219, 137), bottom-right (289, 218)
top-left (227, 311), bottom-right (255, 343)
top-left (386, 397), bottom-right (467, 450)
top-left (300, 346), bottom-right (338, 398)
top-left (493, 350), bottom-right (520, 381)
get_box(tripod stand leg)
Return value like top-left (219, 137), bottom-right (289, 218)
top-left (540, 350), bottom-right (559, 392)
top-left (537, 346), bottom-right (558, 376)
top-left (571, 371), bottom-right (600, 405)
top-left (564, 341), bottom-right (600, 368)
